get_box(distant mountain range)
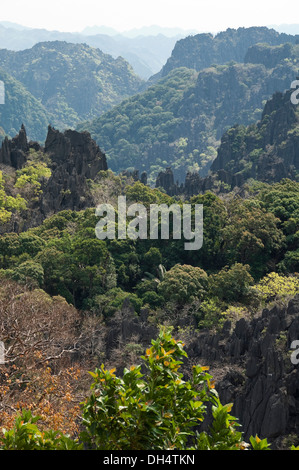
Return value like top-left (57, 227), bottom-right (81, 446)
top-left (0, 22), bottom-right (189, 79)
top-left (0, 21), bottom-right (298, 79)
top-left (152, 26), bottom-right (299, 81)
top-left (80, 24), bottom-right (200, 38)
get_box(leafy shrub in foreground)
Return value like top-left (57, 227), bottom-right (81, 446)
top-left (0, 410), bottom-right (82, 450)
top-left (80, 327), bottom-right (266, 450)
top-left (1, 328), bottom-right (272, 450)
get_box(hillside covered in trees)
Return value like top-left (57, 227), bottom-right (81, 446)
top-left (0, 41), bottom-right (144, 141)
top-left (155, 26), bottom-right (299, 79)
top-left (0, 21), bottom-right (186, 79)
top-left (78, 37), bottom-right (299, 184)
top-left (154, 87), bottom-right (299, 196)
top-left (0, 68), bottom-right (52, 141)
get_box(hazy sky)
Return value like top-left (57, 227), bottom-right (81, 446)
top-left (0, 0), bottom-right (298, 33)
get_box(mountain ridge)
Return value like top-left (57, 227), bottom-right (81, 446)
top-left (154, 88), bottom-right (299, 196)
top-left (0, 41), bottom-right (144, 140)
top-left (151, 26), bottom-right (299, 82)
top-left (78, 41), bottom-right (298, 184)
top-left (0, 22), bottom-right (182, 78)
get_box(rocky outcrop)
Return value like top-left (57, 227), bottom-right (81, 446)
top-left (44, 126), bottom-right (108, 179)
top-left (244, 43), bottom-right (294, 69)
top-left (0, 124), bottom-right (29, 169)
top-left (104, 294), bottom-right (299, 448)
top-left (160, 27), bottom-right (299, 78)
top-left (186, 295), bottom-right (299, 448)
top-left (155, 167), bottom-right (180, 196)
top-left (155, 90), bottom-right (299, 197)
top-left (104, 298), bottom-right (157, 361)
top-left (120, 169), bottom-right (148, 185)
top-left (40, 126), bottom-right (108, 216)
top-left (209, 90), bottom-right (299, 186)
top-left (0, 125), bottom-right (108, 229)
top-left (154, 167), bottom-right (244, 197)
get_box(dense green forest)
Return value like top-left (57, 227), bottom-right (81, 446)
top-left (0, 176), bottom-right (298, 313)
top-left (0, 164), bottom-right (298, 449)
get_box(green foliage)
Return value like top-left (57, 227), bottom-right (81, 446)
top-left (0, 175), bottom-right (297, 314)
top-left (92, 287), bottom-right (143, 318)
top-left (157, 264), bottom-right (208, 305)
top-left (9, 259), bottom-right (44, 288)
top-left (143, 247), bottom-right (163, 274)
top-left (0, 42), bottom-right (144, 138)
top-left (195, 402), bottom-right (244, 450)
top-left (197, 298), bottom-right (224, 330)
top-left (0, 329), bottom-right (278, 450)
top-left (189, 192), bottom-right (227, 270)
top-left (81, 327), bottom-right (245, 450)
top-left (209, 263), bottom-right (254, 303)
top-left (15, 161), bottom-right (51, 197)
top-left (0, 170), bottom-right (27, 223)
top-left (255, 179), bottom-right (299, 273)
top-left (221, 198), bottom-right (285, 278)
top-left (279, 249), bottom-right (299, 274)
top-left (256, 272), bottom-right (299, 303)
top-left (0, 409), bottom-right (83, 450)
top-left (78, 68), bottom-right (199, 182)
top-left (0, 68), bottom-right (51, 141)
top-left (249, 435), bottom-right (271, 450)
top-left (125, 180), bottom-right (173, 206)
